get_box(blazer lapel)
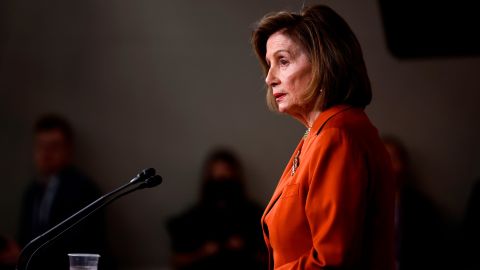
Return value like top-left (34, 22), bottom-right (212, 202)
top-left (262, 139), bottom-right (303, 221)
top-left (261, 105), bottom-right (355, 229)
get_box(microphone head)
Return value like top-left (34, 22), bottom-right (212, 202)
top-left (139, 175), bottom-right (163, 189)
top-left (140, 168), bottom-right (156, 179)
top-left (131, 168), bottom-right (156, 184)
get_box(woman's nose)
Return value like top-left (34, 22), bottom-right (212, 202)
top-left (265, 68), bottom-right (279, 87)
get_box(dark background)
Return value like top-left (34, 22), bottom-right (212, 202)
top-left (1, 0), bottom-right (479, 269)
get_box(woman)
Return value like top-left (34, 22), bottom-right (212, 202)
top-left (167, 149), bottom-right (266, 270)
top-left (251, 5), bottom-right (395, 270)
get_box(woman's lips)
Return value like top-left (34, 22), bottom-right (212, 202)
top-left (274, 92), bottom-right (286, 102)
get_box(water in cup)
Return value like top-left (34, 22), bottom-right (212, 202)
top-left (68, 253), bottom-right (100, 270)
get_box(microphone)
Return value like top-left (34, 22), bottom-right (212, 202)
top-left (130, 168), bottom-right (156, 184)
top-left (16, 168), bottom-right (163, 270)
top-left (139, 175), bottom-right (163, 189)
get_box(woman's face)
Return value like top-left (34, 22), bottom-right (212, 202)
top-left (265, 31), bottom-right (312, 115)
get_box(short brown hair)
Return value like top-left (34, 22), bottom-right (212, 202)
top-left (34, 114), bottom-right (74, 143)
top-left (252, 5), bottom-right (372, 111)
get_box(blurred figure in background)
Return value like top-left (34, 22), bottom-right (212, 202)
top-left (17, 114), bottom-right (108, 270)
top-left (383, 135), bottom-right (450, 270)
top-left (167, 148), bottom-right (266, 270)
top-left (0, 235), bottom-right (20, 270)
top-left (462, 178), bottom-right (480, 270)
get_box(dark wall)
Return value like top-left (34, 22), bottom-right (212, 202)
top-left (1, 0), bottom-right (479, 269)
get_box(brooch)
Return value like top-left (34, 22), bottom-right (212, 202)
top-left (291, 150), bottom-right (300, 176)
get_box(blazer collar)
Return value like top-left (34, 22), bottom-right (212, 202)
top-left (311, 104), bottom-right (353, 136)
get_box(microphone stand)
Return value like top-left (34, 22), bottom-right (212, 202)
top-left (16, 168), bottom-right (162, 270)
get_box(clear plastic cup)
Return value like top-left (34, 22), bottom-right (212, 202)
top-left (68, 253), bottom-right (100, 270)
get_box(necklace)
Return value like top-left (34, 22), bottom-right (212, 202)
top-left (292, 127), bottom-right (312, 176)
top-left (303, 127), bottom-right (311, 140)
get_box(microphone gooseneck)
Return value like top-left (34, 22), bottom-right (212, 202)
top-left (16, 168), bottom-right (162, 270)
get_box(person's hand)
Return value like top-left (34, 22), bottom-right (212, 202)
top-left (226, 235), bottom-right (245, 250)
top-left (200, 241), bottom-right (220, 256)
top-left (0, 236), bottom-right (20, 266)
top-left (172, 241), bottom-right (220, 268)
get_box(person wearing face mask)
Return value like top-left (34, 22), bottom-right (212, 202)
top-left (167, 148), bottom-right (266, 270)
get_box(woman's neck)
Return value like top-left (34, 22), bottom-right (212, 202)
top-left (292, 109), bottom-right (321, 129)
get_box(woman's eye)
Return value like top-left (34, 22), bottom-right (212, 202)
top-left (279, 58), bottom-right (289, 66)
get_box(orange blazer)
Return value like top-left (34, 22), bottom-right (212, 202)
top-left (262, 105), bottom-right (395, 270)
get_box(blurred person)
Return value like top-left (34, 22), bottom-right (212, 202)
top-left (251, 5), bottom-right (395, 270)
top-left (167, 148), bottom-right (266, 270)
top-left (383, 135), bottom-right (450, 270)
top-left (462, 178), bottom-right (480, 270)
top-left (17, 114), bottom-right (108, 270)
top-left (0, 235), bottom-right (20, 270)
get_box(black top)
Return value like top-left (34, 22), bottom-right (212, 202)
top-left (167, 198), bottom-right (266, 270)
top-left (18, 166), bottom-right (107, 270)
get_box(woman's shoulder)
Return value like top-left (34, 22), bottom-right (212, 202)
top-left (323, 106), bottom-right (370, 129)
top-left (314, 106), bottom-right (379, 148)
